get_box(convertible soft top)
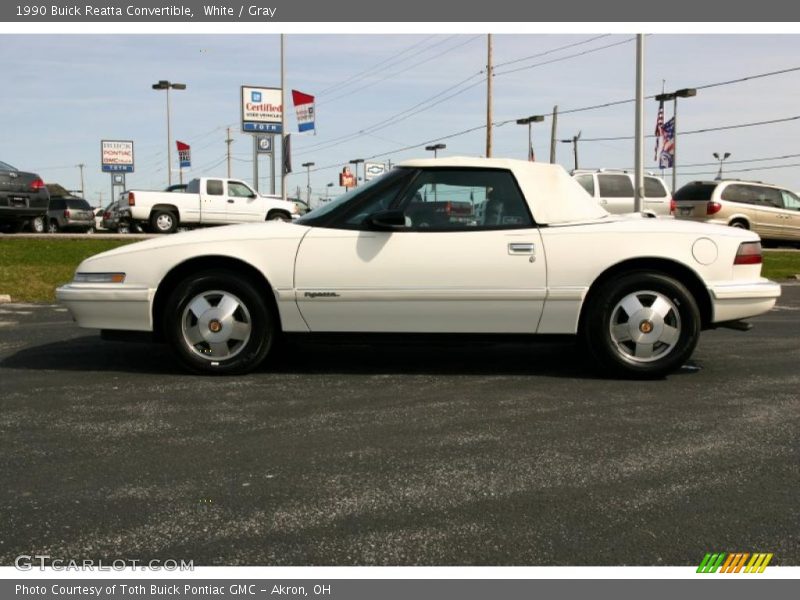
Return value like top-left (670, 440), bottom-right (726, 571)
top-left (398, 156), bottom-right (609, 225)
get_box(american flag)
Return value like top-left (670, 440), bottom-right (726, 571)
top-left (654, 100), bottom-right (665, 161)
top-left (659, 117), bottom-right (675, 168)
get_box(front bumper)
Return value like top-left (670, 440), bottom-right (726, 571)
top-left (56, 283), bottom-right (154, 331)
top-left (708, 279), bottom-right (782, 323)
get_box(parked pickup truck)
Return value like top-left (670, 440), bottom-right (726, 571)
top-left (119, 177), bottom-right (299, 233)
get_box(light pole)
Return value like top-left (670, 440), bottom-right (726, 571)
top-left (349, 158), bottom-right (364, 187)
top-left (516, 115), bottom-right (544, 161)
top-left (713, 152), bottom-right (731, 180)
top-left (560, 131), bottom-right (582, 171)
top-left (152, 80), bottom-right (186, 187)
top-left (301, 161), bottom-right (314, 205)
top-left (655, 87), bottom-right (697, 192)
top-left (325, 182), bottom-right (333, 201)
top-left (425, 143), bottom-right (446, 158)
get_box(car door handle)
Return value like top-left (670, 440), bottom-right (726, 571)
top-left (227, 199), bottom-right (235, 203)
top-left (508, 242), bottom-right (535, 255)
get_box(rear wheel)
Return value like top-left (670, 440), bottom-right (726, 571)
top-left (47, 220), bottom-right (59, 233)
top-left (163, 271), bottom-right (274, 374)
top-left (117, 221), bottom-right (131, 234)
top-left (150, 210), bottom-right (178, 234)
top-left (30, 216), bottom-right (46, 233)
top-left (729, 220), bottom-right (749, 229)
top-left (267, 211), bottom-right (291, 222)
top-left (582, 272), bottom-right (700, 379)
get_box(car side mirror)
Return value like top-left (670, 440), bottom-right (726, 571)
top-left (366, 209), bottom-right (407, 231)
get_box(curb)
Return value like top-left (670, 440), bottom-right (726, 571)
top-left (0, 294), bottom-right (11, 303)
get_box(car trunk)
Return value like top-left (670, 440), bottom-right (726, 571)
top-left (0, 170), bottom-right (41, 206)
top-left (63, 199), bottom-right (95, 221)
top-left (673, 182), bottom-right (716, 218)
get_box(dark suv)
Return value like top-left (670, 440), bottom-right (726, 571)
top-left (0, 160), bottom-right (49, 233)
top-left (47, 196), bottom-right (96, 233)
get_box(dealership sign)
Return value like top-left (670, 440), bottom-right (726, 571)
top-left (241, 86), bottom-right (283, 133)
top-left (364, 162), bottom-right (387, 181)
top-left (100, 140), bottom-right (134, 173)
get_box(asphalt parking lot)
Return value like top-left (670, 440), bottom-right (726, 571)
top-left (0, 287), bottom-right (798, 566)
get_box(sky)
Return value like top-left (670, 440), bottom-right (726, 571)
top-left (2, 33), bottom-right (800, 207)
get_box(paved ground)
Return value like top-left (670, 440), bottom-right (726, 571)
top-left (0, 287), bottom-right (798, 566)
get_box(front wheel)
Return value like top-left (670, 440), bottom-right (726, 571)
top-left (267, 211), bottom-right (291, 222)
top-left (163, 271), bottom-right (274, 374)
top-left (582, 272), bottom-right (700, 379)
top-left (47, 220), bottom-right (60, 233)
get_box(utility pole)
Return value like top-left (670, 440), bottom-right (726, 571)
top-left (485, 33), bottom-right (493, 158)
top-left (225, 127), bottom-right (233, 178)
top-left (549, 106), bottom-right (558, 164)
top-left (280, 34), bottom-right (287, 201)
top-left (633, 34), bottom-right (645, 213)
top-left (76, 163), bottom-right (85, 197)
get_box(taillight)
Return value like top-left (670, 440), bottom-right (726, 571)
top-left (64, 209), bottom-right (71, 218)
top-left (670, 198), bottom-right (676, 214)
top-left (30, 178), bottom-right (45, 191)
top-left (707, 201), bottom-right (722, 215)
top-left (103, 211), bottom-right (110, 219)
top-left (734, 241), bottom-right (762, 265)
top-left (128, 192), bottom-right (135, 206)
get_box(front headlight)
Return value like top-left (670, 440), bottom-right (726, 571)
top-left (73, 272), bottom-right (126, 284)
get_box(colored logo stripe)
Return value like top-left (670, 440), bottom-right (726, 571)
top-left (698, 552), bottom-right (773, 573)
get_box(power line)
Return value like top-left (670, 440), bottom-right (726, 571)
top-left (494, 34), bottom-right (611, 68)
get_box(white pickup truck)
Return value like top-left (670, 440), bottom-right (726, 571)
top-left (119, 177), bottom-right (299, 233)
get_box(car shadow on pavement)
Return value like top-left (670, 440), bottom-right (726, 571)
top-left (0, 334), bottom-right (702, 379)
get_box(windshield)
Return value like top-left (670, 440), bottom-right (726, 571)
top-left (0, 161), bottom-right (17, 172)
top-left (296, 168), bottom-right (407, 225)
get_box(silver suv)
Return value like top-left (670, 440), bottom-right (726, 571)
top-left (674, 180), bottom-right (800, 243)
top-left (572, 169), bottom-right (673, 216)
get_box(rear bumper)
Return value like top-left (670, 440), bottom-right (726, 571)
top-left (56, 283), bottom-right (154, 331)
top-left (708, 279), bottom-right (781, 323)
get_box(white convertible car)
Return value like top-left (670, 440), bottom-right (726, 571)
top-left (56, 158), bottom-right (781, 378)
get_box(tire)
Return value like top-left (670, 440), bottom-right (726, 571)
top-left (163, 270), bottom-right (274, 375)
top-left (86, 226), bottom-right (95, 234)
top-left (47, 219), bottom-right (59, 234)
top-left (267, 211), bottom-right (291, 222)
top-left (729, 220), bottom-right (748, 229)
top-left (30, 216), bottom-right (46, 233)
top-left (582, 272), bottom-right (700, 379)
top-left (117, 222), bottom-right (131, 234)
top-left (150, 210), bottom-right (178, 234)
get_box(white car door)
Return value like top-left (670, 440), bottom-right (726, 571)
top-left (199, 179), bottom-right (229, 224)
top-left (225, 180), bottom-right (263, 223)
top-left (294, 167), bottom-right (547, 333)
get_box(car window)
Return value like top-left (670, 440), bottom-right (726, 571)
top-left (206, 180), bottom-right (224, 196)
top-left (336, 173), bottom-right (416, 228)
top-left (674, 182), bottom-right (716, 201)
top-left (228, 181), bottom-right (254, 198)
top-left (720, 183), bottom-right (759, 204)
top-left (781, 190), bottom-right (800, 211)
top-left (50, 198), bottom-right (65, 210)
top-left (574, 174), bottom-right (595, 196)
top-left (396, 169), bottom-right (533, 231)
top-left (0, 161), bottom-right (16, 171)
top-left (597, 174), bottom-right (634, 198)
top-left (754, 186), bottom-right (783, 208)
top-left (644, 177), bottom-right (668, 198)
top-left (186, 179), bottom-right (200, 194)
top-left (66, 199), bottom-right (91, 210)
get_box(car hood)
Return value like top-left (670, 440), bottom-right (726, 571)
top-left (88, 221), bottom-right (311, 261)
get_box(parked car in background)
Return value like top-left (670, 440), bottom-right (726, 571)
top-left (572, 169), bottom-right (673, 216)
top-left (674, 180), bottom-right (800, 244)
top-left (57, 157), bottom-right (779, 379)
top-left (0, 160), bottom-right (49, 233)
top-left (46, 196), bottom-right (95, 233)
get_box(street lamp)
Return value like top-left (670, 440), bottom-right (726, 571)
top-left (301, 161), bottom-right (315, 205)
top-left (713, 152), bottom-right (731, 181)
top-left (325, 182), bottom-right (333, 200)
top-left (349, 159), bottom-right (364, 187)
top-left (516, 115), bottom-right (545, 161)
top-left (655, 87), bottom-right (697, 192)
top-left (560, 131), bottom-right (582, 171)
top-left (425, 143), bottom-right (446, 158)
top-left (152, 80), bottom-right (186, 187)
